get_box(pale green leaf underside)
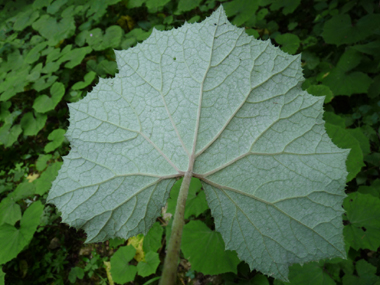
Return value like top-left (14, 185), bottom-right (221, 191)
top-left (47, 6), bottom-right (348, 281)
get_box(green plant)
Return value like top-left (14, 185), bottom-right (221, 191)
top-left (47, 6), bottom-right (349, 284)
top-left (83, 250), bottom-right (106, 277)
top-left (1, 0), bottom-right (379, 284)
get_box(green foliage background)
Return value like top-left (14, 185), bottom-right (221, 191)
top-left (0, 0), bottom-right (379, 284)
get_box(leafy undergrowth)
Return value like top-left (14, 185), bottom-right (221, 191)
top-left (0, 0), bottom-right (379, 284)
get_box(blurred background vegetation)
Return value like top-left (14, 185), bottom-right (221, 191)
top-left (0, 0), bottom-right (379, 284)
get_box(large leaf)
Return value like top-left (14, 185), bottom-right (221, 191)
top-left (47, 7), bottom-right (348, 281)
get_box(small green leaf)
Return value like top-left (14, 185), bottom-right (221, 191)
top-left (352, 40), bottom-right (380, 56)
top-left (102, 25), bottom-right (123, 49)
top-left (137, 251), bottom-right (160, 277)
top-left (336, 49), bottom-right (362, 72)
top-left (41, 62), bottom-right (60, 74)
top-left (110, 245), bottom-right (137, 284)
top-left (75, 30), bottom-right (88, 47)
top-left (58, 47), bottom-right (93, 69)
top-left (35, 162), bottom-right (62, 195)
top-left (46, 48), bottom-right (61, 63)
top-left (145, 0), bottom-right (171, 12)
top-left (109, 238), bottom-right (126, 249)
top-left (275, 33), bottom-right (300, 55)
top-left (307, 85), bottom-right (333, 103)
top-left (36, 154), bottom-right (53, 171)
top-left (0, 201), bottom-right (44, 265)
top-left (181, 220), bottom-right (240, 275)
top-left (245, 29), bottom-right (260, 39)
top-left (0, 68), bottom-right (30, 101)
top-left (343, 192), bottom-right (380, 251)
top-left (270, 0), bottom-right (301, 15)
top-left (358, 180), bottom-right (380, 198)
top-left (323, 70), bottom-right (372, 96)
top-left (26, 63), bottom-right (43, 82)
top-left (10, 181), bottom-right (35, 201)
top-left (325, 123), bottom-right (364, 181)
top-left (25, 42), bottom-right (48, 64)
top-left (62, 5), bottom-right (81, 18)
top-left (224, 0), bottom-right (260, 26)
top-left (257, 8), bottom-right (269, 21)
top-left (322, 14), bottom-right (380, 45)
top-left (0, 199), bottom-right (21, 226)
top-left (86, 28), bottom-right (103, 50)
top-left (86, 59), bottom-right (118, 78)
top-left (0, 124), bottom-right (22, 148)
top-left (302, 36), bottom-right (317, 49)
top-left (33, 82), bottom-right (65, 113)
top-left (134, 29), bottom-right (153, 42)
top-left (347, 128), bottom-right (371, 157)
top-left (167, 178), bottom-right (209, 219)
top-left (251, 274), bottom-right (270, 285)
top-left (287, 22), bottom-right (298, 31)
top-left (368, 74), bottom-right (380, 98)
top-left (72, 71), bottom-right (97, 90)
top-left (98, 60), bottom-right (117, 76)
top-left (177, 0), bottom-right (203, 13)
top-left (20, 112), bottom-right (47, 136)
top-left (13, 9), bottom-right (40, 31)
top-left (33, 0), bottom-right (53, 9)
top-left (33, 75), bottom-right (58, 92)
top-left (302, 51), bottom-right (320, 70)
top-left (342, 259), bottom-right (380, 284)
top-left (44, 129), bottom-right (66, 153)
top-left (275, 262), bottom-right (335, 285)
top-left (322, 50), bottom-right (372, 96)
top-left (68, 266), bottom-right (84, 283)
top-left (46, 0), bottom-right (68, 14)
top-left (324, 258), bottom-right (354, 281)
top-left (32, 14), bottom-right (75, 45)
top-left (127, 0), bottom-right (146, 8)
top-left (0, 50), bottom-right (23, 73)
top-left (143, 222), bottom-right (163, 253)
top-left (323, 112), bottom-right (345, 128)
top-left (0, 102), bottom-right (11, 121)
top-left (85, 24), bottom-right (125, 51)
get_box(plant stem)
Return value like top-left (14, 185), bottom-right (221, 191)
top-left (159, 170), bottom-right (192, 285)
